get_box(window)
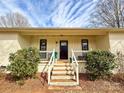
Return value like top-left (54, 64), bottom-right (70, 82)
top-left (61, 42), bottom-right (67, 46)
top-left (40, 39), bottom-right (47, 59)
top-left (81, 39), bottom-right (89, 50)
top-left (40, 39), bottom-right (47, 51)
top-left (80, 39), bottom-right (89, 60)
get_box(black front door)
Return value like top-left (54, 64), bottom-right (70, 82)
top-left (60, 40), bottom-right (68, 59)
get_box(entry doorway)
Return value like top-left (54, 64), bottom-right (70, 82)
top-left (60, 40), bottom-right (68, 59)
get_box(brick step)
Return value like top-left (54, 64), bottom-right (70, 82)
top-left (53, 66), bottom-right (73, 70)
top-left (51, 74), bottom-right (75, 79)
top-left (54, 63), bottom-right (72, 66)
top-left (57, 61), bottom-right (69, 63)
top-left (53, 69), bottom-right (74, 71)
top-left (54, 65), bottom-right (72, 67)
top-left (48, 86), bottom-right (82, 90)
top-left (57, 60), bottom-right (68, 62)
top-left (49, 79), bottom-right (77, 86)
top-left (52, 70), bottom-right (75, 74)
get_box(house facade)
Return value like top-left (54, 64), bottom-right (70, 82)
top-left (0, 28), bottom-right (124, 73)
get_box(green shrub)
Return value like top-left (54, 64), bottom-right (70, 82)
top-left (86, 50), bottom-right (116, 80)
top-left (7, 47), bottom-right (40, 80)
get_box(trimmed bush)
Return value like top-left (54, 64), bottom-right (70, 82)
top-left (7, 47), bottom-right (40, 80)
top-left (86, 50), bottom-right (116, 80)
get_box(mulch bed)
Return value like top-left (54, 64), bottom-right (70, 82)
top-left (79, 74), bottom-right (124, 93)
top-left (0, 73), bottom-right (124, 93)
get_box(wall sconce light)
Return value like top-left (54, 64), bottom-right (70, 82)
top-left (56, 41), bottom-right (58, 44)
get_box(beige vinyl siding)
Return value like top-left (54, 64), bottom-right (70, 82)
top-left (109, 32), bottom-right (124, 53)
top-left (0, 33), bottom-right (31, 66)
top-left (18, 34), bottom-right (31, 48)
top-left (95, 34), bottom-right (110, 51)
top-left (0, 33), bottom-right (21, 66)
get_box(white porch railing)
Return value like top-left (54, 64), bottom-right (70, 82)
top-left (71, 49), bottom-right (89, 85)
top-left (39, 50), bottom-right (53, 62)
top-left (71, 49), bottom-right (79, 85)
top-left (73, 50), bottom-right (88, 62)
top-left (47, 49), bottom-right (56, 85)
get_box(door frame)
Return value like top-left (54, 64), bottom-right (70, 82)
top-left (60, 40), bottom-right (68, 59)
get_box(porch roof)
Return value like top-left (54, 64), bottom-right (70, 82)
top-left (0, 28), bottom-right (124, 35)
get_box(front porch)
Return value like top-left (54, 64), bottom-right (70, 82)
top-left (17, 29), bottom-right (110, 86)
top-left (19, 35), bottom-right (110, 59)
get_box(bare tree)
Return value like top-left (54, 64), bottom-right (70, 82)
top-left (90, 0), bottom-right (124, 28)
top-left (0, 12), bottom-right (31, 27)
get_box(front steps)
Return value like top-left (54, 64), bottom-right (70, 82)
top-left (50, 79), bottom-right (77, 86)
top-left (52, 70), bottom-right (74, 74)
top-left (48, 86), bottom-right (82, 90)
top-left (51, 74), bottom-right (75, 79)
top-left (49, 60), bottom-right (78, 86)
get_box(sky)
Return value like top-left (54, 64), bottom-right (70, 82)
top-left (0, 0), bottom-right (98, 27)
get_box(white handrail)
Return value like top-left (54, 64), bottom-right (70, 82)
top-left (71, 49), bottom-right (79, 85)
top-left (48, 49), bottom-right (55, 85)
top-left (48, 50), bottom-right (55, 66)
top-left (72, 50), bottom-right (78, 66)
